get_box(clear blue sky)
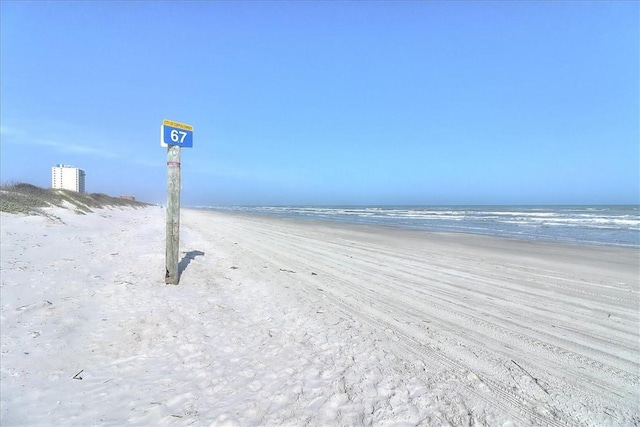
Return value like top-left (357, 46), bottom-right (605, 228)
top-left (1, 1), bottom-right (638, 206)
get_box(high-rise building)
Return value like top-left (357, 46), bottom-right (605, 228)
top-left (51, 164), bottom-right (86, 193)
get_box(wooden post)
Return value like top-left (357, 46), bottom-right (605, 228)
top-left (165, 145), bottom-right (181, 284)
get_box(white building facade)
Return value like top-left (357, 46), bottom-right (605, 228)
top-left (51, 164), bottom-right (86, 193)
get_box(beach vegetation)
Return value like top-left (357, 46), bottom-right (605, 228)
top-left (0, 182), bottom-right (151, 217)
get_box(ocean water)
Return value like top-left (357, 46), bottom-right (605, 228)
top-left (203, 205), bottom-right (640, 248)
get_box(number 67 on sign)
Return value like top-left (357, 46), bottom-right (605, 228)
top-left (161, 119), bottom-right (194, 148)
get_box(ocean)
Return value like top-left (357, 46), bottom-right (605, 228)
top-left (201, 205), bottom-right (640, 248)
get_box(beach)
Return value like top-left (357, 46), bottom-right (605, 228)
top-left (1, 206), bottom-right (638, 426)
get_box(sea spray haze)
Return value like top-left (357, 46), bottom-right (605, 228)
top-left (203, 205), bottom-right (640, 247)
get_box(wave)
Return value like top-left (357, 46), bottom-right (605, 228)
top-left (200, 205), bottom-right (640, 247)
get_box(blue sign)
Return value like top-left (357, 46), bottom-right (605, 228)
top-left (161, 119), bottom-right (193, 148)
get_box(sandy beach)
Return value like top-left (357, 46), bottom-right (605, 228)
top-left (1, 206), bottom-right (638, 426)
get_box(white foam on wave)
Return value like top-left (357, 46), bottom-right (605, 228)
top-left (201, 206), bottom-right (640, 246)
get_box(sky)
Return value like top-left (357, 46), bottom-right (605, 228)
top-left (1, 1), bottom-right (638, 206)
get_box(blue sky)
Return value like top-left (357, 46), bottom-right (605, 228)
top-left (1, 1), bottom-right (638, 206)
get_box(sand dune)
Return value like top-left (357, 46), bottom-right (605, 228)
top-left (1, 207), bottom-right (638, 426)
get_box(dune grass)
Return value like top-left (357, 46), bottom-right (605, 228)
top-left (0, 182), bottom-right (152, 217)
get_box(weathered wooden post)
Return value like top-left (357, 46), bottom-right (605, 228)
top-left (165, 144), bottom-right (181, 284)
top-left (160, 119), bottom-right (193, 285)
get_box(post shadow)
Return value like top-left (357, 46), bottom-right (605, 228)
top-left (178, 250), bottom-right (205, 277)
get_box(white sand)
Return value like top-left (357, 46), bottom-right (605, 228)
top-left (1, 207), bottom-right (638, 426)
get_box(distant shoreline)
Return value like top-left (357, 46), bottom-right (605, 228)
top-left (190, 205), bottom-right (640, 249)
